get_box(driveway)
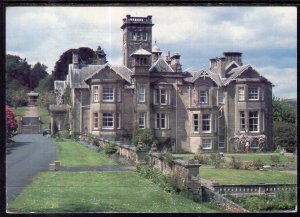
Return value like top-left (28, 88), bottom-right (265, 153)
top-left (6, 134), bottom-right (57, 203)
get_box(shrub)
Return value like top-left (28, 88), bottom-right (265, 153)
top-left (103, 142), bottom-right (117, 154)
top-left (270, 155), bottom-right (281, 164)
top-left (229, 156), bottom-right (242, 169)
top-left (70, 131), bottom-right (80, 140)
top-left (132, 128), bottom-right (154, 148)
top-left (194, 154), bottom-right (210, 164)
top-left (251, 158), bottom-right (264, 169)
top-left (59, 130), bottom-right (70, 138)
top-left (164, 152), bottom-right (174, 168)
top-left (241, 161), bottom-right (252, 170)
top-left (209, 153), bottom-right (225, 168)
top-left (6, 106), bottom-right (18, 139)
top-left (92, 139), bottom-right (99, 146)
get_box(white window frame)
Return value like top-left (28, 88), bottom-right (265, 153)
top-left (93, 112), bottom-right (99, 130)
top-left (102, 113), bottom-right (114, 129)
top-left (155, 113), bottom-right (169, 129)
top-left (154, 89), bottom-right (170, 105)
top-left (249, 111), bottom-right (259, 132)
top-left (239, 111), bottom-right (246, 132)
top-left (202, 139), bottom-right (212, 150)
top-left (193, 114), bottom-right (199, 133)
top-left (199, 90), bottom-right (208, 104)
top-left (202, 114), bottom-right (211, 133)
top-left (93, 86), bottom-right (99, 102)
top-left (238, 87), bottom-right (245, 101)
top-left (248, 87), bottom-right (259, 101)
top-left (102, 87), bottom-right (114, 102)
top-left (116, 113), bottom-right (121, 129)
top-left (138, 86), bottom-right (145, 102)
top-left (218, 89), bottom-right (224, 104)
top-left (138, 112), bottom-right (146, 129)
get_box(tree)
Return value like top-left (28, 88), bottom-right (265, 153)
top-left (132, 129), bottom-right (154, 148)
top-left (6, 106), bottom-right (18, 139)
top-left (36, 74), bottom-right (54, 92)
top-left (37, 92), bottom-right (56, 113)
top-left (9, 89), bottom-right (28, 108)
top-left (52, 47), bottom-right (95, 81)
top-left (30, 62), bottom-right (48, 90)
top-left (273, 96), bottom-right (296, 124)
top-left (274, 121), bottom-right (296, 152)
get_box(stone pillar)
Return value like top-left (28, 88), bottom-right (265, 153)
top-left (50, 116), bottom-right (54, 135)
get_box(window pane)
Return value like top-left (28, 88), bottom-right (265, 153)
top-left (138, 87), bottom-right (145, 102)
top-left (93, 86), bottom-right (99, 102)
top-left (240, 111), bottom-right (245, 131)
top-left (103, 87), bottom-right (114, 101)
top-left (156, 113), bottom-right (160, 129)
top-left (202, 114), bottom-right (210, 132)
top-left (193, 114), bottom-right (199, 132)
top-left (102, 113), bottom-right (114, 129)
top-left (199, 90), bottom-right (208, 104)
top-left (139, 113), bottom-right (145, 129)
top-left (160, 89), bottom-right (166, 104)
top-left (249, 111), bottom-right (258, 132)
top-left (202, 139), bottom-right (212, 149)
top-left (155, 89), bottom-right (160, 104)
top-left (248, 87), bottom-right (258, 100)
top-left (93, 113), bottom-right (98, 129)
top-left (161, 113), bottom-right (166, 128)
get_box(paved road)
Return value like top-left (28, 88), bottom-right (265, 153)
top-left (6, 134), bottom-right (57, 203)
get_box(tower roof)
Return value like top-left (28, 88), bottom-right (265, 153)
top-left (121, 15), bottom-right (154, 29)
top-left (152, 41), bottom-right (162, 53)
top-left (130, 47), bottom-right (152, 56)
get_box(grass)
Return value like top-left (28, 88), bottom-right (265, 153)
top-left (200, 168), bottom-right (297, 185)
top-left (12, 106), bottom-right (27, 117)
top-left (56, 139), bottom-right (117, 166)
top-left (173, 153), bottom-right (195, 160)
top-left (7, 171), bottom-right (221, 213)
top-left (38, 106), bottom-right (51, 129)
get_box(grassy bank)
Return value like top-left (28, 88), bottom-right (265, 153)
top-left (200, 168), bottom-right (296, 184)
top-left (38, 106), bottom-right (50, 129)
top-left (7, 171), bottom-right (221, 213)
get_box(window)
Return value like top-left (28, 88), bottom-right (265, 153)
top-left (248, 87), bottom-right (259, 100)
top-left (262, 111), bottom-right (265, 132)
top-left (155, 113), bottom-right (169, 129)
top-left (154, 89), bottom-right (169, 105)
top-left (238, 87), bottom-right (245, 101)
top-left (202, 139), bottom-right (212, 150)
top-left (202, 114), bottom-right (211, 132)
top-left (193, 114), bottom-right (199, 132)
top-left (132, 32), bottom-right (147, 41)
top-left (102, 87), bottom-right (114, 102)
top-left (239, 111), bottom-right (246, 132)
top-left (136, 57), bottom-right (147, 65)
top-left (218, 139), bottom-right (225, 149)
top-left (251, 141), bottom-right (259, 149)
top-left (249, 111), bottom-right (259, 132)
top-left (93, 112), bottom-right (99, 129)
top-left (218, 89), bottom-right (224, 104)
top-left (117, 88), bottom-right (121, 102)
top-left (199, 90), bottom-right (208, 104)
top-left (116, 113), bottom-right (120, 129)
top-left (102, 113), bottom-right (114, 129)
top-left (93, 86), bottom-right (99, 102)
top-left (138, 86), bottom-right (145, 102)
top-left (139, 113), bottom-right (145, 129)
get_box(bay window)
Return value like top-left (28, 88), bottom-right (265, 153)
top-left (102, 87), bottom-right (114, 102)
top-left (239, 111), bottom-right (246, 132)
top-left (193, 114), bottom-right (199, 132)
top-left (249, 111), bottom-right (259, 132)
top-left (138, 86), bottom-right (145, 102)
top-left (238, 87), bottom-right (245, 101)
top-left (139, 113), bottom-right (146, 129)
top-left (93, 86), bottom-right (99, 102)
top-left (202, 114), bottom-right (211, 132)
top-left (155, 113), bottom-right (169, 129)
top-left (154, 89), bottom-right (170, 105)
top-left (199, 90), bottom-right (208, 104)
top-left (202, 139), bottom-right (212, 150)
top-left (248, 87), bottom-right (259, 100)
top-left (93, 112), bottom-right (99, 129)
top-left (102, 113), bottom-right (114, 129)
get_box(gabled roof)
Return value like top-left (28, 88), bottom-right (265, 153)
top-left (68, 64), bottom-right (105, 89)
top-left (130, 48), bottom-right (151, 56)
top-left (149, 58), bottom-right (174, 73)
top-left (184, 68), bottom-right (221, 86)
top-left (222, 64), bottom-right (251, 86)
top-left (84, 63), bottom-right (133, 83)
top-left (225, 60), bottom-right (240, 72)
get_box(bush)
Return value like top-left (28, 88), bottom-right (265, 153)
top-left (59, 130), bottom-right (70, 138)
top-left (194, 154), bottom-right (210, 164)
top-left (132, 129), bottom-right (154, 148)
top-left (241, 161), bottom-right (252, 170)
top-left (103, 142), bottom-right (117, 154)
top-left (210, 153), bottom-right (225, 168)
top-left (164, 152), bottom-right (174, 168)
top-left (251, 158), bottom-right (264, 169)
top-left (229, 156), bottom-right (242, 169)
top-left (274, 121), bottom-right (296, 152)
top-left (92, 139), bottom-right (99, 146)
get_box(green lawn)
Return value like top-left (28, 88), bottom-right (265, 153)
top-left (57, 139), bottom-right (117, 166)
top-left (200, 168), bottom-right (297, 185)
top-left (12, 106), bottom-right (27, 117)
top-left (38, 106), bottom-right (51, 129)
top-left (7, 171), bottom-right (221, 213)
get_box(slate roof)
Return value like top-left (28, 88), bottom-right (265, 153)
top-left (130, 48), bottom-right (151, 56)
top-left (222, 64), bottom-right (251, 86)
top-left (149, 58), bottom-right (174, 73)
top-left (184, 68), bottom-right (222, 86)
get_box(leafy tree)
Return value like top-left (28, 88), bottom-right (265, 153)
top-left (6, 106), bottom-right (18, 139)
top-left (37, 92), bottom-right (56, 113)
top-left (273, 96), bottom-right (296, 124)
top-left (30, 62), bottom-right (48, 89)
top-left (8, 89), bottom-right (28, 107)
top-left (36, 74), bottom-right (54, 92)
top-left (274, 121), bottom-right (296, 152)
top-left (132, 129), bottom-right (154, 148)
top-left (52, 47), bottom-right (95, 81)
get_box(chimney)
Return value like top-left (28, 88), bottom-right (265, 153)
top-left (223, 52), bottom-right (243, 66)
top-left (166, 51), bottom-right (171, 65)
top-left (170, 52), bottom-right (182, 72)
top-left (95, 46), bottom-right (107, 65)
top-left (72, 50), bottom-right (78, 65)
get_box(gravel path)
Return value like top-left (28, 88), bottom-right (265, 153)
top-left (23, 106), bottom-right (39, 117)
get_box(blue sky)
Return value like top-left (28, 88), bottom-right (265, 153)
top-left (6, 7), bottom-right (297, 99)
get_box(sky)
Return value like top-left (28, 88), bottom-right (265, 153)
top-left (6, 6), bottom-right (297, 99)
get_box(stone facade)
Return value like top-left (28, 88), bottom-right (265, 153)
top-left (60, 14), bottom-right (273, 153)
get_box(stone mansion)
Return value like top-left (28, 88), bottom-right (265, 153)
top-left (53, 15), bottom-right (273, 153)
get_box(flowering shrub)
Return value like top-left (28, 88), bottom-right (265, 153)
top-left (6, 106), bottom-right (18, 138)
top-left (231, 132), bottom-right (267, 152)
